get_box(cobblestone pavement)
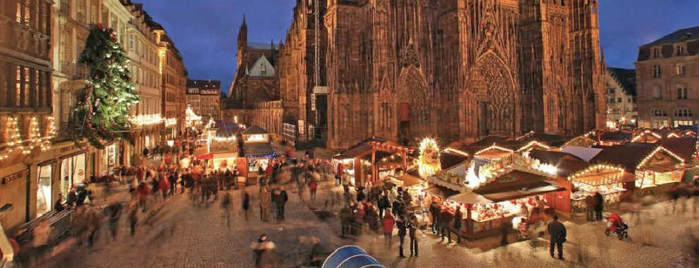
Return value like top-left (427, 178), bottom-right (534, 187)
top-left (39, 181), bottom-right (699, 268)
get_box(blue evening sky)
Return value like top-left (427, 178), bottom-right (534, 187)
top-left (135, 0), bottom-right (699, 94)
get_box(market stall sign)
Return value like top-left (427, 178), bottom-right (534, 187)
top-left (1, 170), bottom-right (26, 185)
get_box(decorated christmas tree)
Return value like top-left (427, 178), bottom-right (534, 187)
top-left (69, 25), bottom-right (139, 149)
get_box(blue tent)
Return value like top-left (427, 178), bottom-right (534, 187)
top-left (322, 246), bottom-right (384, 268)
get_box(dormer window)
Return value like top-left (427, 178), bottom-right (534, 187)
top-left (653, 47), bottom-right (660, 58)
top-left (676, 45), bottom-right (685, 56)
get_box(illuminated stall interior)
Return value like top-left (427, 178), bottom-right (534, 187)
top-left (333, 137), bottom-right (413, 186)
top-left (241, 125), bottom-right (276, 172)
top-left (591, 145), bottom-right (688, 190)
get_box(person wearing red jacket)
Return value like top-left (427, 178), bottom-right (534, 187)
top-left (383, 210), bottom-right (396, 247)
top-left (159, 173), bottom-right (170, 199)
top-left (309, 179), bottom-right (318, 202)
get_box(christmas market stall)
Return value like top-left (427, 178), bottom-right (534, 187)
top-left (332, 137), bottom-right (413, 187)
top-left (591, 144), bottom-right (689, 191)
top-left (241, 125), bottom-right (276, 174)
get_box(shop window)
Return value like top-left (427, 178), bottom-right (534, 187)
top-left (37, 165), bottom-right (53, 216)
top-left (60, 154), bottom-right (87, 198)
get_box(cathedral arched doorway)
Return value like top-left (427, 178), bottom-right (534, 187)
top-left (470, 53), bottom-right (517, 137)
top-left (396, 66), bottom-right (430, 145)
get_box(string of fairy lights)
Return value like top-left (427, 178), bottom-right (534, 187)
top-left (0, 115), bottom-right (57, 160)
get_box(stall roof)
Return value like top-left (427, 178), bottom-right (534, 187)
top-left (423, 186), bottom-right (460, 199)
top-left (599, 131), bottom-right (632, 142)
top-left (479, 184), bottom-right (564, 203)
top-left (397, 174), bottom-right (422, 187)
top-left (440, 151), bottom-right (469, 170)
top-left (661, 137), bottom-right (697, 161)
top-left (561, 146), bottom-right (603, 162)
top-left (243, 143), bottom-right (276, 157)
top-left (473, 170), bottom-right (558, 195)
top-left (448, 192), bottom-right (493, 204)
top-left (242, 125), bottom-right (269, 135)
top-left (334, 137), bottom-right (413, 160)
top-left (529, 150), bottom-right (588, 177)
top-left (590, 144), bottom-right (657, 172)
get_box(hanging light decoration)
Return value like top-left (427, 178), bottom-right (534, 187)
top-left (41, 116), bottom-right (57, 151)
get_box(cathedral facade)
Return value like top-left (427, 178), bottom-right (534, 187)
top-left (323, 0), bottom-right (606, 149)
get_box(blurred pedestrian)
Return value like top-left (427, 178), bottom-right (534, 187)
top-left (397, 216), bottom-right (407, 258)
top-left (106, 201), bottom-right (123, 240)
top-left (409, 215), bottom-right (418, 257)
top-left (378, 191), bottom-right (390, 219)
top-left (383, 210), bottom-right (395, 247)
top-left (340, 205), bottom-right (353, 238)
top-left (260, 187), bottom-right (272, 221)
top-left (454, 206), bottom-right (463, 245)
top-left (309, 178), bottom-right (318, 202)
top-left (594, 192), bottom-right (604, 221)
top-left (222, 192), bottom-right (232, 226)
top-left (243, 191), bottom-right (251, 221)
top-left (440, 207), bottom-right (453, 243)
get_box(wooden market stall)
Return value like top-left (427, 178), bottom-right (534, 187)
top-left (333, 137), bottom-right (413, 186)
top-left (592, 144), bottom-right (689, 190)
top-left (427, 169), bottom-right (564, 240)
top-left (241, 125), bottom-right (276, 173)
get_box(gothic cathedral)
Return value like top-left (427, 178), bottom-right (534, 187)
top-left (324, 0), bottom-right (606, 149)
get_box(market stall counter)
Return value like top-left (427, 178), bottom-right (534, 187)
top-left (430, 170), bottom-right (564, 240)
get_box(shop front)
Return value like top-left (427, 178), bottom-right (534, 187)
top-left (36, 162), bottom-right (55, 217)
top-left (98, 143), bottom-right (119, 177)
top-left (566, 165), bottom-right (635, 213)
top-left (427, 168), bottom-right (563, 240)
top-left (0, 169), bottom-right (29, 230)
top-left (60, 153), bottom-right (87, 198)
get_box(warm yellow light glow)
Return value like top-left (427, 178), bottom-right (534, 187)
top-left (475, 144), bottom-right (514, 156)
top-left (636, 146), bottom-right (685, 169)
top-left (516, 141), bottom-right (551, 152)
top-left (131, 114), bottom-right (164, 126)
top-left (444, 147), bottom-right (469, 157)
top-left (418, 138), bottom-right (441, 178)
top-left (165, 118), bottom-right (177, 127)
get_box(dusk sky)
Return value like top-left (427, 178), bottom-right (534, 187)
top-left (135, 0), bottom-right (699, 95)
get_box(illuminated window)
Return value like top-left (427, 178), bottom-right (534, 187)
top-left (16, 66), bottom-right (22, 107)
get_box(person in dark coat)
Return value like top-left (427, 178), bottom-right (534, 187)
top-left (440, 207), bottom-right (453, 243)
top-left (397, 216), bottom-right (407, 258)
top-left (356, 187), bottom-right (366, 203)
top-left (378, 192), bottom-right (390, 219)
top-left (500, 221), bottom-right (509, 246)
top-left (429, 201), bottom-right (440, 234)
top-left (243, 191), bottom-right (251, 221)
top-left (106, 201), bottom-right (123, 240)
top-left (594, 192), bottom-right (604, 221)
top-left (340, 205), bottom-right (353, 238)
top-left (453, 207), bottom-right (463, 244)
top-left (408, 215), bottom-right (418, 257)
top-left (584, 195), bottom-right (595, 221)
top-left (547, 214), bottom-right (567, 260)
top-left (275, 187), bottom-right (289, 219)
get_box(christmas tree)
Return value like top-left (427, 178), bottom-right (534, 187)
top-left (69, 25), bottom-right (139, 149)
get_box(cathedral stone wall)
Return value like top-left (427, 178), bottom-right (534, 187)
top-left (322, 0), bottom-right (606, 149)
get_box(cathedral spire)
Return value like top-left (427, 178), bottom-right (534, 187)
top-left (237, 14), bottom-right (248, 49)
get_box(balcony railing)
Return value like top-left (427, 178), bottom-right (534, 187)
top-left (73, 63), bottom-right (89, 80)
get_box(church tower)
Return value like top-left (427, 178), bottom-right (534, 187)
top-left (237, 15), bottom-right (248, 69)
